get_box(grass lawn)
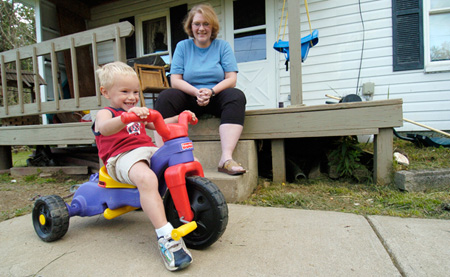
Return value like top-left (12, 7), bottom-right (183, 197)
top-left (243, 177), bottom-right (450, 219)
top-left (242, 138), bottom-right (450, 219)
top-left (12, 149), bottom-right (32, 167)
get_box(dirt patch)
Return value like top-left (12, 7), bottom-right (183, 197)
top-left (0, 175), bottom-right (86, 223)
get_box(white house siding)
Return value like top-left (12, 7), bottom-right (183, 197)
top-left (276, 0), bottom-right (450, 132)
top-left (88, 0), bottom-right (226, 65)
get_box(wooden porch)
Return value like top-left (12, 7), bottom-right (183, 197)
top-left (190, 98), bottom-right (403, 184)
top-left (0, 21), bottom-right (403, 185)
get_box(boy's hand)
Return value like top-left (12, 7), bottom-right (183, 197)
top-left (184, 110), bottom-right (197, 123)
top-left (128, 107), bottom-right (149, 120)
top-left (121, 108), bottom-right (150, 124)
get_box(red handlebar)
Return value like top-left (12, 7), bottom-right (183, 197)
top-left (120, 110), bottom-right (149, 124)
top-left (178, 111), bottom-right (198, 126)
top-left (120, 110), bottom-right (197, 141)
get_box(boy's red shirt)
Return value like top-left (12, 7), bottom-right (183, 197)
top-left (92, 107), bottom-right (156, 165)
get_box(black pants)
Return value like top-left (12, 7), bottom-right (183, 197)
top-left (154, 87), bottom-right (246, 126)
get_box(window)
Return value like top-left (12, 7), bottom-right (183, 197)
top-left (233, 0), bottom-right (266, 63)
top-left (135, 5), bottom-right (187, 66)
top-left (137, 14), bottom-right (171, 65)
top-left (392, 0), bottom-right (424, 71)
top-left (424, 0), bottom-right (450, 72)
top-left (143, 17), bottom-right (168, 54)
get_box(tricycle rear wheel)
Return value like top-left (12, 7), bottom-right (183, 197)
top-left (164, 176), bottom-right (228, 249)
top-left (32, 195), bottom-right (69, 242)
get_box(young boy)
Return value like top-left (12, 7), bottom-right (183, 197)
top-left (93, 61), bottom-right (193, 271)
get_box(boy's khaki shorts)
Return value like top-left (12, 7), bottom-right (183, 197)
top-left (106, 146), bottom-right (159, 186)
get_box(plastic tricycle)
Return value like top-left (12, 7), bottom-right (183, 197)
top-left (32, 110), bottom-right (228, 249)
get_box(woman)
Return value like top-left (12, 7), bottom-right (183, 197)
top-left (155, 3), bottom-right (247, 175)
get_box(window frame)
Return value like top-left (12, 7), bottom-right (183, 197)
top-left (423, 0), bottom-right (450, 72)
top-left (135, 11), bottom-right (172, 62)
top-left (392, 0), bottom-right (424, 71)
top-left (230, 0), bottom-right (268, 64)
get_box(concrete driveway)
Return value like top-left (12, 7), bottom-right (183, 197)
top-left (1, 204), bottom-right (449, 276)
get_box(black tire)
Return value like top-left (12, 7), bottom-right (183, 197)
top-left (32, 195), bottom-right (70, 242)
top-left (164, 176), bottom-right (228, 249)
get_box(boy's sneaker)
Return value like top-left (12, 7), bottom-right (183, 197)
top-left (157, 235), bottom-right (193, 271)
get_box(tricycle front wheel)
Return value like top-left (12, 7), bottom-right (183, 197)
top-left (164, 176), bottom-right (228, 249)
top-left (32, 195), bottom-right (69, 242)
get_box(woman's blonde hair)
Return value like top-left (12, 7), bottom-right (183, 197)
top-left (183, 3), bottom-right (220, 40)
top-left (96, 61), bottom-right (137, 89)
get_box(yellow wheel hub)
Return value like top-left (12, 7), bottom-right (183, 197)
top-left (39, 214), bottom-right (46, 225)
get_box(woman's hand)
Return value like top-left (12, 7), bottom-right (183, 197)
top-left (196, 88), bottom-right (213, 106)
top-left (195, 72), bottom-right (236, 106)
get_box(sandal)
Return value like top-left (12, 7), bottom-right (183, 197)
top-left (218, 159), bottom-right (246, 175)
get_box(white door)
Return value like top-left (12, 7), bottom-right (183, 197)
top-left (225, 0), bottom-right (277, 110)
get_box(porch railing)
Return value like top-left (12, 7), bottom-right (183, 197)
top-left (0, 21), bottom-right (134, 120)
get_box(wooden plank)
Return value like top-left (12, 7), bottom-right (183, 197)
top-left (92, 32), bottom-right (101, 104)
top-left (243, 106), bottom-right (401, 136)
top-left (0, 96), bottom-right (109, 119)
top-left (15, 51), bottom-right (24, 113)
top-left (50, 42), bottom-right (60, 110)
top-left (189, 100), bottom-right (402, 140)
top-left (1, 55), bottom-right (8, 115)
top-left (0, 122), bottom-right (95, 145)
top-left (190, 123), bottom-right (378, 141)
top-left (70, 37), bottom-right (80, 107)
top-left (114, 26), bottom-right (122, 61)
top-left (32, 47), bottom-right (41, 112)
top-left (0, 22), bottom-right (134, 63)
top-left (374, 128), bottom-right (393, 185)
top-left (245, 99), bottom-right (403, 115)
top-left (241, 128), bottom-right (380, 140)
top-left (271, 139), bottom-right (286, 183)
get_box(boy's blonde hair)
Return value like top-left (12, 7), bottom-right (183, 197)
top-left (96, 61), bottom-right (137, 89)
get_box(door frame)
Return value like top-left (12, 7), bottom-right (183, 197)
top-left (224, 0), bottom-right (278, 109)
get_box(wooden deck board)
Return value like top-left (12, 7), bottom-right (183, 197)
top-left (0, 122), bottom-right (94, 145)
top-left (0, 99), bottom-right (403, 184)
top-left (0, 96), bottom-right (109, 119)
top-left (189, 99), bottom-right (402, 140)
top-left (189, 99), bottom-right (403, 184)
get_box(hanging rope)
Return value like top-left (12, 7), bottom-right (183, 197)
top-left (277, 0), bottom-right (287, 41)
top-left (282, 12), bottom-right (288, 41)
top-left (304, 0), bottom-right (313, 35)
top-left (277, 0), bottom-right (313, 41)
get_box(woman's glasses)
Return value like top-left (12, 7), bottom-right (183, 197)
top-left (192, 22), bottom-right (210, 28)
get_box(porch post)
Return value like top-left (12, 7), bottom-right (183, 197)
top-left (288, 0), bottom-right (303, 106)
top-left (272, 139), bottom-right (286, 183)
top-left (374, 128), bottom-right (394, 185)
top-left (0, 146), bottom-right (12, 170)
